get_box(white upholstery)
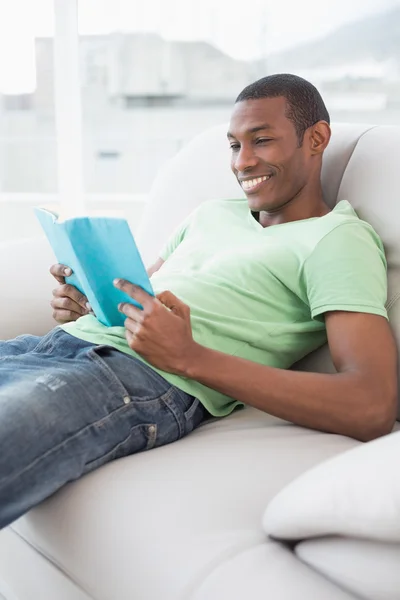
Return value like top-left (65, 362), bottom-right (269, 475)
top-left (1, 412), bottom-right (358, 600)
top-left (136, 122), bottom-right (400, 420)
top-left (296, 537), bottom-right (400, 600)
top-left (1, 122), bottom-right (400, 600)
top-left (135, 122), bottom-right (371, 266)
top-left (0, 237), bottom-right (55, 339)
top-left (263, 430), bottom-right (400, 542)
top-left (191, 541), bottom-right (356, 600)
top-left (296, 126), bottom-right (400, 421)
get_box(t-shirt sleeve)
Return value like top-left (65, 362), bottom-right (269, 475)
top-left (304, 222), bottom-right (388, 321)
top-left (159, 212), bottom-right (193, 261)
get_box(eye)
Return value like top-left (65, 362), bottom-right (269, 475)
top-left (256, 138), bottom-right (272, 144)
top-left (229, 143), bottom-right (240, 151)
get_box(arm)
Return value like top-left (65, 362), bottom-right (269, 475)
top-left (113, 278), bottom-right (398, 443)
top-left (183, 311), bottom-right (397, 442)
top-left (147, 257), bottom-right (165, 278)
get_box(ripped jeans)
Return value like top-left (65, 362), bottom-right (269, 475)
top-left (0, 327), bottom-right (205, 529)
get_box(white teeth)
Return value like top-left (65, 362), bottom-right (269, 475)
top-left (241, 175), bottom-right (269, 191)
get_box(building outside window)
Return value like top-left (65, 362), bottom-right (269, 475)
top-left (0, 0), bottom-right (399, 214)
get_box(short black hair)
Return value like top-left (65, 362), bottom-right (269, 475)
top-left (236, 73), bottom-right (330, 145)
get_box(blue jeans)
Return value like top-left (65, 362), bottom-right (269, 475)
top-left (0, 327), bottom-right (206, 529)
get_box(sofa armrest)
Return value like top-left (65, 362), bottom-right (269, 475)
top-left (0, 237), bottom-right (56, 340)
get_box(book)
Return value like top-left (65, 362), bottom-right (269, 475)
top-left (34, 207), bottom-right (154, 327)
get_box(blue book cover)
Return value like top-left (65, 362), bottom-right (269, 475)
top-left (34, 207), bottom-right (154, 327)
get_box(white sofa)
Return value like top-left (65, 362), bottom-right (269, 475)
top-left (0, 122), bottom-right (400, 600)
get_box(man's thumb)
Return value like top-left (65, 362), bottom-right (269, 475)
top-left (156, 290), bottom-right (190, 319)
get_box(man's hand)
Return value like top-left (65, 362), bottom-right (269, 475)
top-left (50, 263), bottom-right (92, 324)
top-left (114, 279), bottom-right (197, 375)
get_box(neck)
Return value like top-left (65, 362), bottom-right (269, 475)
top-left (256, 186), bottom-right (330, 228)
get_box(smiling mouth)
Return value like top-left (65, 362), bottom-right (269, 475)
top-left (240, 175), bottom-right (272, 192)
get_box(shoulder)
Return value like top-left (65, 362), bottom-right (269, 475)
top-left (309, 201), bottom-right (385, 259)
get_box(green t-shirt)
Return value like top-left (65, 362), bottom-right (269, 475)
top-left (62, 199), bottom-right (388, 417)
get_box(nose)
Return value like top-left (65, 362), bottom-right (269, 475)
top-left (232, 144), bottom-right (258, 173)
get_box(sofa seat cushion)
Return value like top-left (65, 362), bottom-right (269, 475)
top-left (0, 527), bottom-right (91, 600)
top-left (7, 408), bottom-right (357, 600)
top-left (191, 540), bottom-right (357, 600)
top-left (264, 428), bottom-right (400, 543)
top-left (296, 537), bottom-right (400, 600)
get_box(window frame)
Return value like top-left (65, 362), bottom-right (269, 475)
top-left (0, 0), bottom-right (146, 212)
top-left (53, 0), bottom-right (85, 214)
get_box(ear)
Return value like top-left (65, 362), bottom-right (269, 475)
top-left (308, 121), bottom-right (331, 155)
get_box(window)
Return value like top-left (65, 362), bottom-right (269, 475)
top-left (1, 0), bottom-right (400, 203)
top-left (75, 0), bottom-right (400, 195)
top-left (0, 0), bottom-right (56, 193)
top-left (77, 1), bottom-right (248, 194)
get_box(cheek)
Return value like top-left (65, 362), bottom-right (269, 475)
top-left (257, 148), bottom-right (276, 163)
top-left (283, 153), bottom-right (307, 179)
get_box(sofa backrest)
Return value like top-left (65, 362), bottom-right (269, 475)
top-left (136, 122), bottom-right (400, 419)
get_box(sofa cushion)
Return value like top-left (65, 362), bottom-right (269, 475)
top-left (5, 408), bottom-right (357, 600)
top-left (296, 126), bottom-right (400, 420)
top-left (338, 126), bottom-right (400, 421)
top-left (191, 540), bottom-right (356, 600)
top-left (135, 122), bottom-right (370, 267)
top-left (0, 528), bottom-right (91, 600)
top-left (296, 537), bottom-right (400, 600)
top-left (0, 237), bottom-right (55, 339)
top-left (263, 429), bottom-right (400, 543)
top-left (135, 122), bottom-right (400, 420)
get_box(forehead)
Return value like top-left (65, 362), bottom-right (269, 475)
top-left (228, 96), bottom-right (292, 137)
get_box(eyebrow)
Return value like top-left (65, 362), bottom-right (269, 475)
top-left (227, 124), bottom-right (273, 139)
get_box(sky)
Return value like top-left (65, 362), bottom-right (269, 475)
top-left (0, 0), bottom-right (398, 93)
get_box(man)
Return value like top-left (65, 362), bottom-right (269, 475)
top-left (0, 74), bottom-right (397, 529)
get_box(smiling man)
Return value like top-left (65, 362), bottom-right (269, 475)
top-left (0, 74), bottom-right (397, 529)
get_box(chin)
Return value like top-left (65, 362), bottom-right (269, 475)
top-left (247, 195), bottom-right (273, 212)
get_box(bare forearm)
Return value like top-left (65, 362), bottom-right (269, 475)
top-left (184, 343), bottom-right (391, 441)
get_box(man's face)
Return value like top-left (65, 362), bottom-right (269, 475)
top-left (228, 97), bottom-right (311, 213)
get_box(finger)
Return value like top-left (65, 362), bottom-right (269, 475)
top-left (156, 290), bottom-right (190, 319)
top-left (124, 317), bottom-right (141, 336)
top-left (118, 302), bottom-right (144, 323)
top-left (51, 307), bottom-right (84, 324)
top-left (113, 279), bottom-right (155, 312)
top-left (125, 328), bottom-right (137, 349)
top-left (50, 302), bottom-right (82, 323)
top-left (50, 263), bottom-right (72, 284)
top-left (51, 296), bottom-right (89, 316)
top-left (53, 284), bottom-right (88, 310)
